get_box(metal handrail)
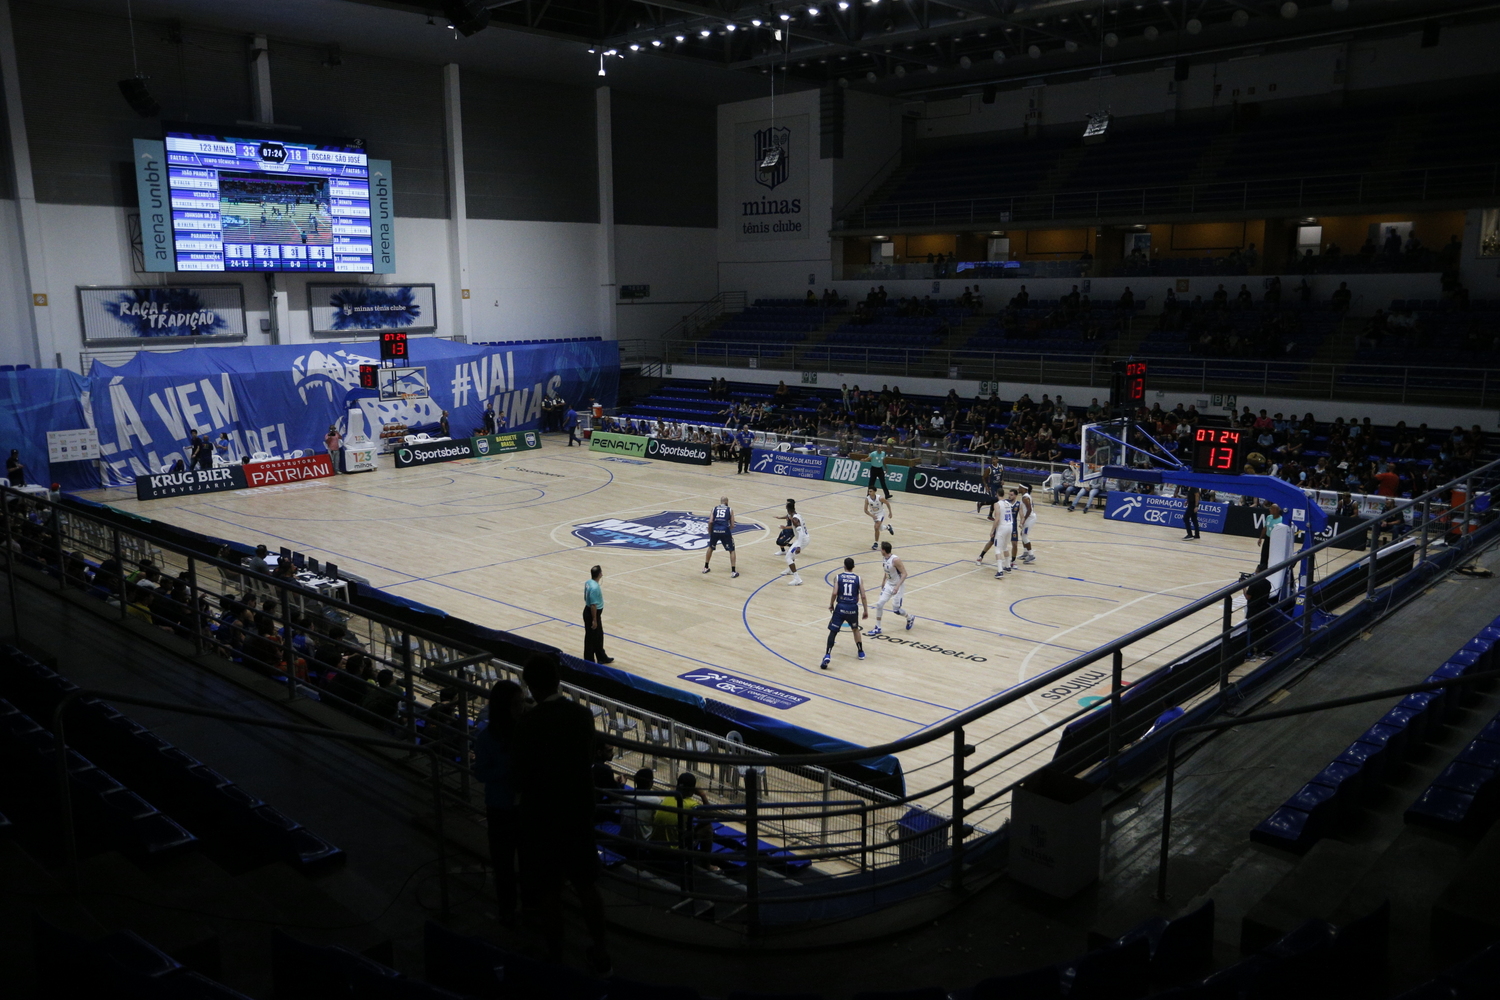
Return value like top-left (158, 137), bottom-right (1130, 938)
top-left (657, 340), bottom-right (1497, 406)
top-left (836, 159), bottom-right (1500, 230)
top-left (3, 452), bottom-right (1495, 927)
top-left (597, 454), bottom-right (1500, 767)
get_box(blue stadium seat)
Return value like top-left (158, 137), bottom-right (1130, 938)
top-left (605, 977), bottom-right (702, 1000)
top-left (1250, 805), bottom-right (1322, 854)
top-left (271, 930), bottom-right (402, 999)
top-left (424, 921), bottom-right (606, 1000)
top-left (1059, 936), bottom-right (1151, 1000)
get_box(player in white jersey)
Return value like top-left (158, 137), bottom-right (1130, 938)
top-left (863, 486), bottom-right (895, 550)
top-left (1016, 485), bottom-right (1037, 563)
top-left (976, 494), bottom-right (1015, 577)
top-left (866, 541), bottom-right (915, 634)
top-left (776, 498), bottom-right (809, 585)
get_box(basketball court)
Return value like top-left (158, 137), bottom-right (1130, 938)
top-left (77, 442), bottom-right (1363, 821)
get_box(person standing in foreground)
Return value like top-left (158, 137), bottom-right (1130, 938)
top-left (1258, 502), bottom-right (1284, 571)
top-left (1181, 485), bottom-right (1201, 540)
top-left (778, 499), bottom-right (808, 586)
top-left (863, 485), bottom-right (895, 550)
top-left (583, 565), bottom-right (613, 664)
top-left (867, 445), bottom-right (892, 498)
top-left (471, 680), bottom-right (524, 925)
top-left (515, 653), bottom-right (611, 974)
top-left (821, 556), bottom-right (868, 669)
top-left (703, 496), bottom-right (740, 578)
top-left (977, 491), bottom-right (1016, 577)
top-left (866, 540), bottom-right (915, 635)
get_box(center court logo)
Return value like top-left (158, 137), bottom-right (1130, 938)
top-left (572, 511), bottom-right (759, 551)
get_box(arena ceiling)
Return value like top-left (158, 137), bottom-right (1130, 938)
top-left (45, 0), bottom-right (1500, 104)
top-left (355, 0), bottom-right (1499, 99)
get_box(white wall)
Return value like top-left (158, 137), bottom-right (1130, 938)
top-left (665, 362), bottom-right (1500, 429)
top-left (717, 89), bottom-right (836, 300)
top-left (17, 200), bottom-right (716, 368)
top-left (614, 224), bottom-right (717, 345)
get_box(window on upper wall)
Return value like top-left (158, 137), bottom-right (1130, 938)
top-left (1480, 209), bottom-right (1500, 257)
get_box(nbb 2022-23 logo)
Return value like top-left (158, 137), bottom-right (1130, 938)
top-left (572, 511), bottom-right (759, 551)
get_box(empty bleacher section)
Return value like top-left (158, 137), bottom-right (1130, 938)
top-left (841, 92), bottom-right (1500, 229)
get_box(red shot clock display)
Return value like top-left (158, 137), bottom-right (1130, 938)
top-left (379, 331), bottom-right (408, 362)
top-left (1191, 427), bottom-right (1246, 474)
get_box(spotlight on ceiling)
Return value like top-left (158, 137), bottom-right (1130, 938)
top-left (651, 38), bottom-right (662, 46)
top-left (629, 42), bottom-right (640, 50)
top-left (440, 0), bottom-right (490, 36)
top-left (117, 76), bottom-right (160, 118)
top-left (752, 17), bottom-right (763, 25)
top-left (675, 34), bottom-right (686, 41)
top-left (699, 28), bottom-right (711, 36)
top-left (807, 5), bottom-right (821, 15)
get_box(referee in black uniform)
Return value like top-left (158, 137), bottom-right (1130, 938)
top-left (1181, 486), bottom-right (1201, 540)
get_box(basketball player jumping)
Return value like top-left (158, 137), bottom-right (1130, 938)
top-left (777, 498), bottom-right (809, 586)
top-left (702, 495), bottom-right (739, 578)
top-left (821, 556), bottom-right (868, 669)
top-left (866, 540), bottom-right (915, 635)
top-left (977, 490), bottom-right (1016, 578)
top-left (864, 485), bottom-right (895, 550)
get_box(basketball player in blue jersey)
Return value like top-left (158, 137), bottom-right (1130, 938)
top-left (821, 556), bottom-right (868, 669)
top-left (702, 495), bottom-right (739, 578)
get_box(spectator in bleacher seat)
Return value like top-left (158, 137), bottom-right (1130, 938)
top-left (1404, 231), bottom-right (1422, 256)
top-left (1325, 241), bottom-right (1342, 259)
top-left (1383, 227), bottom-right (1402, 258)
top-left (876, 285), bottom-right (888, 304)
top-left (515, 652), bottom-right (611, 973)
top-left (1236, 284), bottom-right (1253, 309)
top-left (1118, 286), bottom-right (1134, 310)
top-left (804, 289), bottom-right (817, 306)
top-left (1440, 235), bottom-right (1462, 267)
top-left (1373, 462), bottom-right (1401, 498)
top-left (367, 669), bottom-right (402, 725)
top-left (1212, 284), bottom-right (1229, 309)
top-left (248, 544), bottom-right (270, 577)
top-left (1359, 236), bottom-right (1377, 258)
top-left (625, 768), bottom-right (662, 843)
top-left (1332, 282), bottom-right (1352, 313)
top-left (1378, 499), bottom-right (1407, 542)
top-left (1264, 275), bottom-right (1281, 304)
top-left (774, 380), bottom-right (791, 402)
top-left (472, 679), bottom-right (524, 925)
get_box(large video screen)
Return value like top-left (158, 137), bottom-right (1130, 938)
top-left (163, 127), bottom-right (372, 273)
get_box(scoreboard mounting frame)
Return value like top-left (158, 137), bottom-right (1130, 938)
top-left (1190, 427), bottom-right (1247, 474)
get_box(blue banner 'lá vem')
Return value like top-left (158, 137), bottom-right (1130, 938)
top-left (87, 338), bottom-right (617, 483)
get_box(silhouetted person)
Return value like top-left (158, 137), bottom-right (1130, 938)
top-left (516, 653), bottom-right (611, 973)
top-left (473, 680), bottom-right (525, 925)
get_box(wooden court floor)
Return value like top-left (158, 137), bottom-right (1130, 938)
top-left (82, 442), bottom-right (1360, 812)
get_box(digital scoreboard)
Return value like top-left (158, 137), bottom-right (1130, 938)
top-left (1110, 360), bottom-right (1148, 412)
top-left (1191, 427), bottom-right (1246, 474)
top-left (163, 126), bottom-right (372, 273)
